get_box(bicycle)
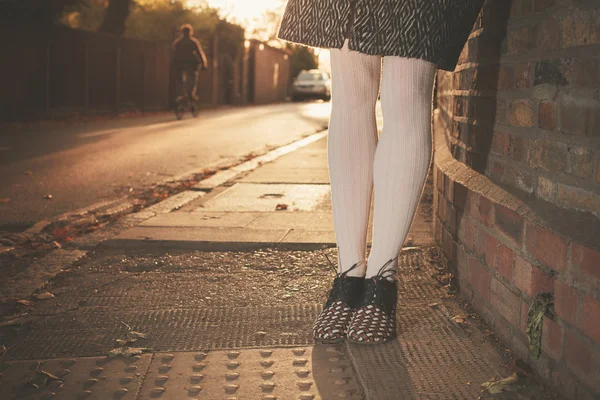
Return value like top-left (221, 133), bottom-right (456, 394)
top-left (174, 69), bottom-right (201, 120)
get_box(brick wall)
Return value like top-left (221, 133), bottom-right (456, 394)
top-left (437, 0), bottom-right (600, 216)
top-left (249, 41), bottom-right (291, 104)
top-left (433, 1), bottom-right (600, 398)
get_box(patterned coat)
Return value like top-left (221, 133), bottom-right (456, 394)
top-left (277, 0), bottom-right (485, 71)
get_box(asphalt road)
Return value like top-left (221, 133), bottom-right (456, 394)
top-left (0, 102), bottom-right (331, 231)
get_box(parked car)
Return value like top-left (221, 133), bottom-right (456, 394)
top-left (291, 69), bottom-right (331, 102)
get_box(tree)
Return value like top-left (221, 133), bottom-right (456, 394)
top-left (0, 0), bottom-right (82, 27)
top-left (288, 45), bottom-right (319, 79)
top-left (98, 0), bottom-right (132, 36)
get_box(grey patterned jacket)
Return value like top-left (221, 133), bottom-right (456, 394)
top-left (277, 0), bottom-right (485, 71)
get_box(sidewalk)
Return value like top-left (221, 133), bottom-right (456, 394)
top-left (0, 133), bottom-right (558, 399)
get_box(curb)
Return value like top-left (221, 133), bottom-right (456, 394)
top-left (1, 130), bottom-right (329, 301)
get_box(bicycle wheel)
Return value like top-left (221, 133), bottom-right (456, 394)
top-left (190, 102), bottom-right (199, 118)
top-left (175, 101), bottom-right (185, 120)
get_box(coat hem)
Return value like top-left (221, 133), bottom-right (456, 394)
top-left (277, 34), bottom-right (454, 71)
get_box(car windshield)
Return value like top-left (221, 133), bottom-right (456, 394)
top-left (297, 72), bottom-right (324, 81)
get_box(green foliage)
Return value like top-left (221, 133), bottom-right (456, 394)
top-left (125, 0), bottom-right (221, 42)
top-left (1, 0), bottom-right (82, 27)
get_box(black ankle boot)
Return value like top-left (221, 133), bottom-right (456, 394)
top-left (313, 257), bottom-right (364, 343)
top-left (347, 259), bottom-right (398, 344)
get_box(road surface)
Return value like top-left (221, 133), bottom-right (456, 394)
top-left (0, 103), bottom-right (331, 231)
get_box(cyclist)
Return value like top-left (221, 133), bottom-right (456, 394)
top-left (172, 24), bottom-right (208, 102)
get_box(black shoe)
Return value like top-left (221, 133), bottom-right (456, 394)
top-left (347, 259), bottom-right (398, 344)
top-left (313, 256), bottom-right (364, 343)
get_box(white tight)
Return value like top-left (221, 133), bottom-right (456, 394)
top-left (328, 40), bottom-right (437, 278)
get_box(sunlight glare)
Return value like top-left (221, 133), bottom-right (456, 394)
top-left (188, 0), bottom-right (283, 22)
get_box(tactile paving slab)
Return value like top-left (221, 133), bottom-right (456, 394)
top-left (0, 346), bottom-right (363, 400)
top-left (347, 250), bottom-right (510, 399)
top-left (0, 355), bottom-right (151, 400)
top-left (4, 305), bottom-right (321, 360)
top-left (139, 346), bottom-right (362, 399)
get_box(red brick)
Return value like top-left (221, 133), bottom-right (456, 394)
top-left (436, 168), bottom-right (444, 194)
top-left (444, 175), bottom-right (454, 201)
top-left (461, 218), bottom-right (475, 251)
top-left (536, 17), bottom-right (561, 49)
top-left (538, 101), bottom-right (557, 131)
top-left (506, 26), bottom-right (532, 55)
top-left (508, 99), bottom-right (535, 127)
top-left (445, 202), bottom-right (458, 237)
top-left (554, 280), bottom-right (579, 326)
top-left (561, 10), bottom-right (600, 48)
top-left (502, 165), bottom-right (535, 194)
top-left (453, 182), bottom-right (469, 211)
top-left (490, 278), bottom-right (522, 326)
top-left (494, 205), bottom-right (524, 244)
top-left (527, 139), bottom-right (568, 173)
top-left (557, 184), bottom-right (600, 214)
top-left (515, 63), bottom-right (531, 88)
top-left (509, 135), bottom-right (528, 162)
top-left (467, 192), bottom-right (479, 218)
top-left (568, 146), bottom-right (593, 179)
top-left (498, 64), bottom-right (515, 89)
top-left (491, 131), bottom-right (509, 156)
top-left (582, 295), bottom-right (600, 343)
top-left (491, 161), bottom-right (504, 180)
top-left (513, 256), bottom-right (555, 297)
top-left (564, 331), bottom-right (591, 375)
top-left (469, 255), bottom-right (491, 301)
top-left (437, 192), bottom-right (445, 220)
top-left (572, 243), bottom-right (600, 281)
top-left (478, 197), bottom-right (494, 228)
top-left (525, 223), bottom-right (568, 272)
top-left (497, 245), bottom-right (514, 280)
top-left (573, 58), bottom-right (600, 87)
top-left (442, 227), bottom-right (455, 260)
top-left (561, 102), bottom-right (591, 136)
top-left (485, 235), bottom-right (499, 268)
top-left (474, 226), bottom-right (486, 258)
top-left (542, 316), bottom-right (563, 360)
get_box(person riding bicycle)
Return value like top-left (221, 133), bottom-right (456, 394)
top-left (172, 24), bottom-right (208, 102)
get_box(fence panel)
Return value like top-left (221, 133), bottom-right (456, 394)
top-left (48, 28), bottom-right (86, 111)
top-left (0, 24), bottom-right (173, 120)
top-left (120, 38), bottom-right (146, 111)
top-left (86, 32), bottom-right (118, 111)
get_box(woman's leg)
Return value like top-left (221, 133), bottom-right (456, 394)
top-left (328, 40), bottom-right (382, 277)
top-left (366, 56), bottom-right (438, 278)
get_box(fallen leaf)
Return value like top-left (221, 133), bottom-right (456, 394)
top-left (275, 203), bottom-right (288, 211)
top-left (451, 315), bottom-right (467, 324)
top-left (17, 299), bottom-right (35, 308)
top-left (52, 241), bottom-right (62, 248)
top-left (481, 373), bottom-right (521, 394)
top-left (127, 331), bottom-right (147, 340)
top-left (52, 228), bottom-right (69, 240)
top-left (35, 292), bottom-right (55, 300)
top-left (39, 371), bottom-right (60, 380)
top-left (428, 302), bottom-right (440, 307)
top-left (108, 347), bottom-right (149, 358)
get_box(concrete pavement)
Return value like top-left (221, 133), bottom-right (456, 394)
top-left (108, 134), bottom-right (432, 250)
top-left (0, 131), bottom-right (558, 399)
